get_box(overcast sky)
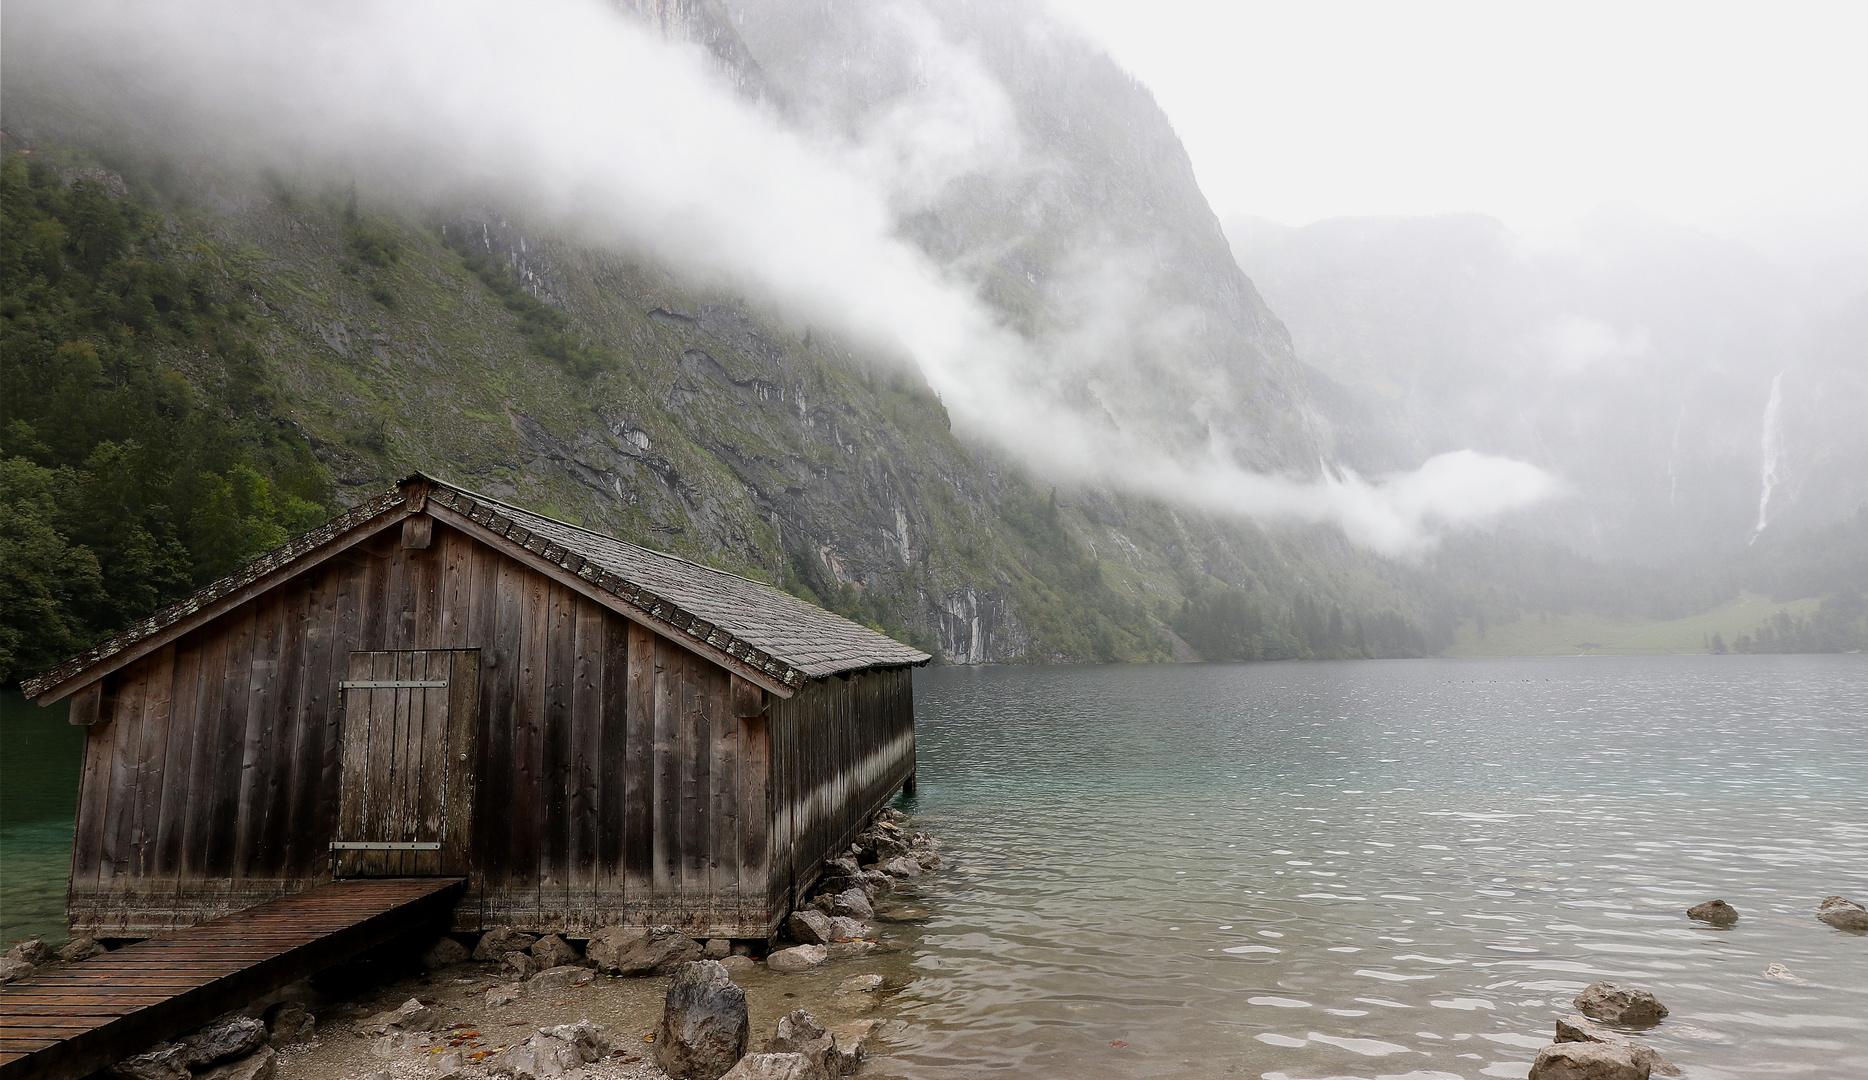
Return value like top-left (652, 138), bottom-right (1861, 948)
top-left (1044, 1), bottom-right (1868, 251)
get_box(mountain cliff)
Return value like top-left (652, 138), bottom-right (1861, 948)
top-left (2, 0), bottom-right (1445, 681)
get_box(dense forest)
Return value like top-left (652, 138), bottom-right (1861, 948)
top-left (0, 151), bottom-right (328, 680)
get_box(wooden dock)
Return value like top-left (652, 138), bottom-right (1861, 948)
top-left (0, 878), bottom-right (463, 1080)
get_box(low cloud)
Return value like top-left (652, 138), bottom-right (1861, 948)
top-left (9, 0), bottom-right (1557, 555)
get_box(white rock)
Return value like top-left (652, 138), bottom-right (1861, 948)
top-left (765, 945), bottom-right (827, 973)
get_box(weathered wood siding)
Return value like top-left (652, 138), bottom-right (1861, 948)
top-left (68, 523), bottom-right (761, 937)
top-left (767, 668), bottom-right (915, 913)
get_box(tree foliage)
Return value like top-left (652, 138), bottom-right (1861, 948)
top-left (0, 152), bottom-right (329, 683)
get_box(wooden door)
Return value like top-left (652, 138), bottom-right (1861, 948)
top-left (333, 650), bottom-right (479, 877)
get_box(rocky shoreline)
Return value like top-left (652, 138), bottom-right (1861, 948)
top-left (12, 808), bottom-right (938, 1080)
top-left (8, 837), bottom-right (1865, 1080)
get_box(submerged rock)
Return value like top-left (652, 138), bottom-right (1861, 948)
top-left (1817, 895), bottom-right (1868, 931)
top-left (1573, 982), bottom-right (1669, 1026)
top-left (530, 965), bottom-right (594, 992)
top-left (1530, 1040), bottom-right (1651, 1080)
top-left (1685, 899), bottom-right (1738, 925)
top-left (762, 1010), bottom-right (836, 1079)
top-left (654, 961), bottom-right (749, 1080)
top-left (1764, 962), bottom-right (1810, 984)
top-left (1556, 1015), bottom-right (1680, 1076)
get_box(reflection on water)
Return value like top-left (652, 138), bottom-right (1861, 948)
top-left (1, 690), bottom-right (80, 946)
top-left (880, 656), bottom-right (1868, 1080)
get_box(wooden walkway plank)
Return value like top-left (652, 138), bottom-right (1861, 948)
top-left (0, 877), bottom-right (462, 1080)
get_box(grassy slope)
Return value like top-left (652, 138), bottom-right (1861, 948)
top-left (1443, 592), bottom-right (1823, 657)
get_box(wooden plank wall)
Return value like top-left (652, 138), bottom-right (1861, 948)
top-left (766, 668), bottom-right (915, 916)
top-left (65, 520), bottom-right (905, 940)
top-left (63, 523), bottom-right (642, 934)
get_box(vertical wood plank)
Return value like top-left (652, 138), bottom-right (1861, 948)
top-left (201, 605), bottom-right (257, 883)
top-left (708, 666), bottom-right (738, 907)
top-left (680, 651), bottom-right (709, 905)
top-left (334, 653), bottom-right (373, 878)
top-left (539, 582), bottom-right (575, 923)
top-left (127, 646), bottom-right (175, 886)
top-left (153, 639), bottom-right (205, 879)
top-left (281, 565), bottom-right (341, 881)
top-left (96, 665), bottom-right (146, 892)
top-left (596, 613), bottom-right (628, 916)
top-left (508, 566), bottom-right (549, 920)
top-left (232, 593), bottom-right (284, 878)
top-left (652, 637), bottom-right (679, 903)
top-left (622, 622), bottom-right (654, 909)
top-left (443, 648), bottom-right (481, 879)
top-left (739, 709), bottom-right (770, 927)
top-left (568, 598), bottom-right (603, 930)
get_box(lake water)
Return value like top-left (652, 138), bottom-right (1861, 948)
top-left (4, 658), bottom-right (1864, 1079)
top-left (878, 656), bottom-right (1868, 1080)
top-left (0, 690), bottom-right (80, 948)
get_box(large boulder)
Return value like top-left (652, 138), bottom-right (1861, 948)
top-left (196, 1047), bottom-right (277, 1080)
top-left (788, 910), bottom-right (836, 946)
top-left (1530, 1041), bottom-right (1651, 1080)
top-left (762, 1010), bottom-right (836, 1080)
top-left (7, 940), bottom-right (56, 966)
top-left (587, 925), bottom-right (703, 976)
top-left (421, 936), bottom-right (470, 970)
top-left (1817, 895), bottom-right (1868, 931)
top-left (0, 957), bottom-right (36, 983)
top-left (654, 961), bottom-right (749, 1080)
top-left (107, 1044), bottom-right (192, 1080)
top-left (500, 951), bottom-right (541, 982)
top-left (1685, 899), bottom-right (1738, 925)
top-left (766, 945), bottom-right (826, 973)
top-left (1573, 982), bottom-right (1669, 1026)
top-left (529, 935), bottom-right (580, 969)
top-left (823, 889), bottom-right (873, 920)
top-left (1556, 1016), bottom-right (1679, 1076)
top-left (876, 857), bottom-right (922, 880)
top-left (179, 1016), bottom-right (269, 1068)
top-left (473, 927), bottom-right (539, 961)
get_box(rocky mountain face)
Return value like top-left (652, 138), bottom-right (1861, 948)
top-left (3, 0), bottom-right (1442, 667)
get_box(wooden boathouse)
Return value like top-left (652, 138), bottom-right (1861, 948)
top-left (21, 473), bottom-right (929, 942)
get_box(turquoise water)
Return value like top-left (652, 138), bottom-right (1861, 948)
top-left (0, 690), bottom-right (80, 947)
top-left (883, 656), bottom-right (1868, 1080)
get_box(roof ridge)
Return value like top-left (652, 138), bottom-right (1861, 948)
top-left (416, 472), bottom-right (797, 597)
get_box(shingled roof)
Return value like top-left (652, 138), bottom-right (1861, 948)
top-left (22, 474), bottom-right (929, 701)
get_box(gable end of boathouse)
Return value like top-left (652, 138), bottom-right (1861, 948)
top-left (22, 473), bottom-right (929, 941)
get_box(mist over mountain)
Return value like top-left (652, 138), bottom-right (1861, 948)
top-left (1227, 210), bottom-right (1868, 565)
top-left (2, 0), bottom-right (1860, 682)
